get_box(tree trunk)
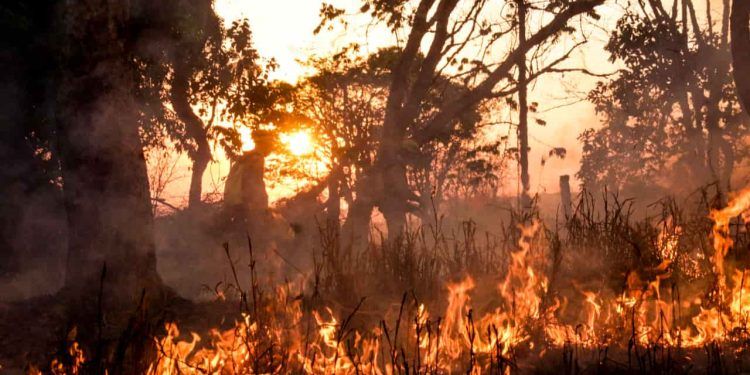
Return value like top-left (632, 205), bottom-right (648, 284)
top-left (327, 166), bottom-right (342, 227)
top-left (378, 74), bottom-right (413, 239)
top-left (706, 90), bottom-right (722, 186)
top-left (559, 175), bottom-right (572, 220)
top-left (732, 0), bottom-right (750, 113)
top-left (517, 0), bottom-right (531, 210)
top-left (58, 1), bottom-right (160, 302)
top-left (341, 172), bottom-right (377, 250)
top-left (0, 2), bottom-right (61, 277)
top-left (172, 58), bottom-right (211, 209)
top-left (0, 52), bottom-right (35, 276)
top-left (379, 157), bottom-right (409, 240)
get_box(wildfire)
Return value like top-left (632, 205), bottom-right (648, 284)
top-left (42, 188), bottom-right (750, 373)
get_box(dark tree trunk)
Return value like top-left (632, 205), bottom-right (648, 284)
top-left (379, 156), bottom-right (409, 239)
top-left (327, 166), bottom-right (342, 227)
top-left (559, 175), bottom-right (572, 220)
top-left (0, 54), bottom-right (35, 276)
top-left (0, 1), bottom-right (61, 277)
top-left (171, 59), bottom-right (211, 209)
top-left (732, 0), bottom-right (750, 114)
top-left (58, 1), bottom-right (160, 302)
top-left (341, 172), bottom-right (377, 250)
top-left (517, 0), bottom-right (531, 210)
top-left (372, 0), bottom-right (440, 240)
top-left (378, 95), bottom-right (411, 239)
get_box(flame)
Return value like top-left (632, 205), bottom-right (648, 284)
top-left (657, 217), bottom-right (681, 261)
top-left (41, 187), bottom-right (750, 373)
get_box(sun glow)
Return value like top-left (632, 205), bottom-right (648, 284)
top-left (238, 127), bottom-right (255, 152)
top-left (281, 130), bottom-right (315, 156)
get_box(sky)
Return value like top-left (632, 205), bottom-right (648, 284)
top-left (157, 0), bottom-right (624, 208)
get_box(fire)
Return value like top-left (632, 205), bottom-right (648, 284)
top-left (657, 217), bottom-right (681, 261)
top-left (709, 187), bottom-right (750, 297)
top-left (41, 187), bottom-right (750, 373)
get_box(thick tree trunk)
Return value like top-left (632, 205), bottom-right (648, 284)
top-left (0, 2), bottom-right (61, 277)
top-left (341, 172), bottom-right (377, 250)
top-left (58, 1), bottom-right (160, 302)
top-left (376, 90), bottom-right (411, 238)
top-left (59, 80), bottom-right (160, 299)
top-left (732, 0), bottom-right (750, 113)
top-left (371, 0), bottom-right (437, 240)
top-left (0, 54), bottom-right (34, 276)
top-left (172, 59), bottom-right (211, 209)
top-left (379, 157), bottom-right (409, 239)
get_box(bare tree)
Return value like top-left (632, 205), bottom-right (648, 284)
top-left (146, 148), bottom-right (182, 215)
top-left (322, 0), bottom-right (604, 237)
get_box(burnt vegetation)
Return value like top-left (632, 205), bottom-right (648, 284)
top-left (2, 0), bottom-right (750, 374)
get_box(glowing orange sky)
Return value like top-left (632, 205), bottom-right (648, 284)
top-left (157, 0), bottom-right (633, 207)
top-left (211, 0), bottom-right (625, 194)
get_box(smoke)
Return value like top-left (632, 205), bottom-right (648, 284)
top-left (0, 27), bottom-right (67, 301)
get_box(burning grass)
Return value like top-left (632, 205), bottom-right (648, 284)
top-left (22, 188), bottom-right (750, 373)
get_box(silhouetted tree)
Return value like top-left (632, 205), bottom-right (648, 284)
top-left (296, 46), bottom-right (515, 247)
top-left (57, 1), bottom-right (166, 300)
top-left (0, 1), bottom-right (63, 276)
top-left (294, 47), bottom-right (388, 245)
top-left (581, 0), bottom-right (747, 197)
top-left (732, 0), bottom-right (750, 113)
top-left (320, 0), bottom-right (604, 237)
top-left (139, 13), bottom-right (280, 209)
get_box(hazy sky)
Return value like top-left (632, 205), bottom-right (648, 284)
top-left (157, 0), bottom-right (625, 206)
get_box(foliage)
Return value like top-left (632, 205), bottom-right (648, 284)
top-left (580, 0), bottom-right (748, 195)
top-left (295, 45), bottom-right (508, 218)
top-left (137, 17), bottom-right (293, 161)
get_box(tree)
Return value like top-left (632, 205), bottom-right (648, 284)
top-left (0, 1), bottom-right (63, 276)
top-left (581, 0), bottom-right (747, 197)
top-left (321, 0), bottom-right (604, 237)
top-left (155, 15), bottom-right (278, 209)
top-left (167, 10), bottom-right (222, 209)
top-left (293, 47), bottom-right (389, 244)
top-left (56, 1), bottom-right (169, 300)
top-left (517, 0), bottom-right (531, 209)
top-left (732, 0), bottom-right (750, 113)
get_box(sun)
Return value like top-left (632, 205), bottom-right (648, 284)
top-left (281, 130), bottom-right (315, 156)
top-left (238, 127), bottom-right (255, 152)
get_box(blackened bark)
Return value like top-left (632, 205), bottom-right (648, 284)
top-left (0, 56), bottom-right (36, 275)
top-left (380, 161), bottom-right (409, 239)
top-left (58, 1), bottom-right (160, 301)
top-left (732, 0), bottom-right (750, 114)
top-left (0, 1), bottom-right (62, 277)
